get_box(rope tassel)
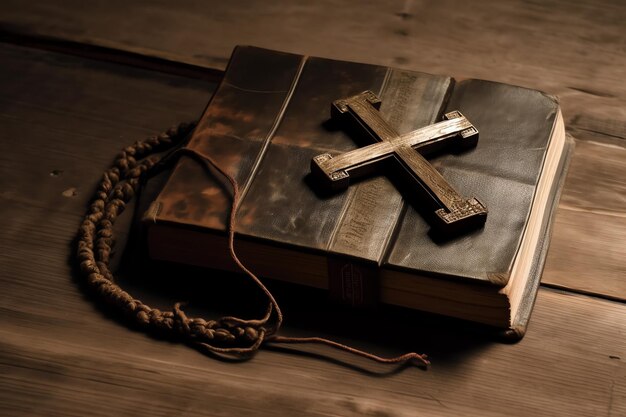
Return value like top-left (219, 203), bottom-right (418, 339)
top-left (76, 122), bottom-right (429, 368)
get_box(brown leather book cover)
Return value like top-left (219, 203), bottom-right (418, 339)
top-left (144, 46), bottom-right (572, 336)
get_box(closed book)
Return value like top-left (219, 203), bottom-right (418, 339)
top-left (144, 46), bottom-right (573, 338)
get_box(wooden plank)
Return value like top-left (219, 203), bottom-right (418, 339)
top-left (0, 0), bottom-right (624, 132)
top-left (0, 26), bottom-right (223, 83)
top-left (544, 208), bottom-right (626, 301)
top-left (1, 0), bottom-right (625, 299)
top-left (0, 43), bottom-right (213, 211)
top-left (559, 138), bottom-right (626, 215)
top-left (1, 279), bottom-right (625, 417)
top-left (543, 135), bottom-right (626, 300)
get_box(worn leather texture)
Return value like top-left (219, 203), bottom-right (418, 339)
top-left (151, 46), bottom-right (562, 290)
top-left (386, 81), bottom-right (559, 282)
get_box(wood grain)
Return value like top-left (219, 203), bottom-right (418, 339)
top-left (0, 2), bottom-right (625, 415)
top-left (0, 0), bottom-right (624, 299)
top-left (542, 136), bottom-right (626, 300)
top-left (0, 43), bottom-right (214, 317)
top-left (0, 0), bottom-right (624, 130)
top-left (1, 288), bottom-right (625, 417)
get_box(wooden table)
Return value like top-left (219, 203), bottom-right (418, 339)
top-left (1, 1), bottom-right (624, 416)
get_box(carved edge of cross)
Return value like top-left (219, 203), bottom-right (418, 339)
top-left (310, 90), bottom-right (488, 235)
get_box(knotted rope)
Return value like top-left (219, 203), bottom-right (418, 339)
top-left (76, 122), bottom-right (429, 367)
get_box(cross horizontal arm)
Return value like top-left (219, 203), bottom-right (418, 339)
top-left (315, 116), bottom-right (474, 177)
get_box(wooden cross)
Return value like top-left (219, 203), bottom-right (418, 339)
top-left (311, 90), bottom-right (487, 235)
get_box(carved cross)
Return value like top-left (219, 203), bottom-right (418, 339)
top-left (311, 90), bottom-right (487, 235)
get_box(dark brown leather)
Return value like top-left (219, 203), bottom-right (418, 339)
top-left (156, 46), bottom-right (304, 230)
top-left (151, 46), bottom-right (561, 292)
top-left (386, 81), bottom-right (559, 283)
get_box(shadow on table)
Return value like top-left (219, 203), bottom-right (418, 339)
top-left (70, 169), bottom-right (501, 376)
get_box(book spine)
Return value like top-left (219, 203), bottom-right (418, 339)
top-left (326, 69), bottom-right (453, 306)
top-left (327, 257), bottom-right (379, 306)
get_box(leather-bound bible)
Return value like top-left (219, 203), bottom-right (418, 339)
top-left (144, 46), bottom-right (573, 338)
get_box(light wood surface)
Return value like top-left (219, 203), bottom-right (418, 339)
top-left (0, 1), bottom-right (625, 415)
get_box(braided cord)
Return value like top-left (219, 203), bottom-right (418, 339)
top-left (76, 122), bottom-right (429, 366)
